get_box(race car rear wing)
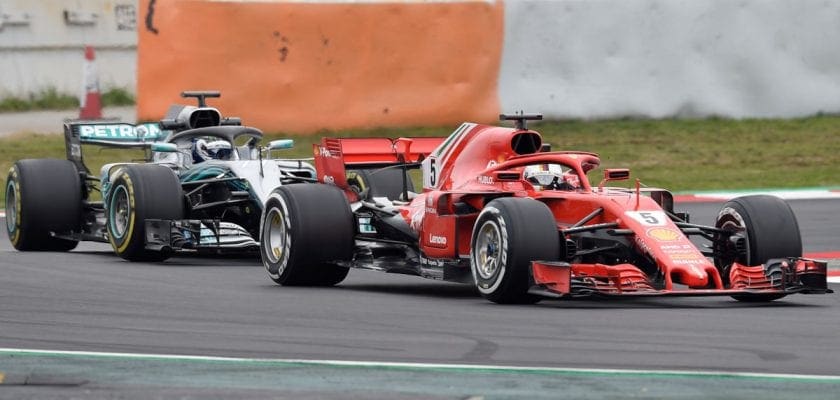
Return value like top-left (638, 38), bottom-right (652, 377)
top-left (64, 121), bottom-right (168, 173)
top-left (313, 137), bottom-right (444, 188)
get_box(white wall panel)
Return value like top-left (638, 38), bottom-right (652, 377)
top-left (500, 0), bottom-right (840, 119)
top-left (0, 0), bottom-right (137, 97)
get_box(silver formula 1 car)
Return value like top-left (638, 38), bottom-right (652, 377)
top-left (6, 91), bottom-right (315, 261)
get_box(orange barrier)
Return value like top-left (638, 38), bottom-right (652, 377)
top-left (137, 0), bottom-right (504, 133)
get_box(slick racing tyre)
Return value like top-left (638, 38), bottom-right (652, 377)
top-left (6, 159), bottom-right (82, 251)
top-left (346, 168), bottom-right (413, 201)
top-left (715, 195), bottom-right (801, 302)
top-left (106, 164), bottom-right (184, 261)
top-left (261, 184), bottom-right (353, 286)
top-left (470, 197), bottom-right (560, 304)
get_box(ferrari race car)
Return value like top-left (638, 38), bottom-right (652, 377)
top-left (259, 113), bottom-right (831, 303)
top-left (6, 91), bottom-right (315, 261)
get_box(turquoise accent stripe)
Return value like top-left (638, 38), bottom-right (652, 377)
top-left (180, 165), bottom-right (231, 182)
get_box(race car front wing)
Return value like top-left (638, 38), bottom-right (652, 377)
top-left (144, 219), bottom-right (259, 253)
top-left (530, 258), bottom-right (832, 298)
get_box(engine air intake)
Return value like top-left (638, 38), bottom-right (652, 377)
top-left (188, 109), bottom-right (221, 129)
top-left (510, 131), bottom-right (541, 155)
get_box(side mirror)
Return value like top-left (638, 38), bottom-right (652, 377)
top-left (268, 139), bottom-right (294, 150)
top-left (151, 142), bottom-right (179, 153)
top-left (604, 168), bottom-right (630, 181)
top-left (598, 168), bottom-right (630, 190)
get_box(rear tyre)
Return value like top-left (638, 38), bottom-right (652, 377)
top-left (715, 195), bottom-right (801, 302)
top-left (346, 168), bottom-right (413, 200)
top-left (6, 159), bottom-right (82, 251)
top-left (261, 184), bottom-right (353, 286)
top-left (470, 197), bottom-right (560, 304)
top-left (106, 164), bottom-right (184, 261)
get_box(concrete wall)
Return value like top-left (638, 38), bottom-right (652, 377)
top-left (0, 0), bottom-right (137, 97)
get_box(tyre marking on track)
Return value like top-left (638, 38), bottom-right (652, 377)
top-left (1, 348), bottom-right (840, 383)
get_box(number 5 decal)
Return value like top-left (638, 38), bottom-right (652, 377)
top-left (423, 156), bottom-right (439, 189)
top-left (626, 211), bottom-right (667, 226)
top-left (429, 157), bottom-right (436, 187)
top-left (640, 212), bottom-right (659, 224)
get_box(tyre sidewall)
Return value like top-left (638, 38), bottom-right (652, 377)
top-left (6, 165), bottom-right (24, 248)
top-left (261, 193), bottom-right (294, 283)
top-left (106, 168), bottom-right (139, 256)
top-left (471, 205), bottom-right (510, 295)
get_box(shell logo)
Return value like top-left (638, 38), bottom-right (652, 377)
top-left (646, 227), bottom-right (681, 242)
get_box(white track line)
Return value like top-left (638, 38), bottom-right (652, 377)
top-left (1, 348), bottom-right (840, 382)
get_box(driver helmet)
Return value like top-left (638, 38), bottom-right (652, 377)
top-left (192, 138), bottom-right (232, 163)
top-left (523, 164), bottom-right (580, 190)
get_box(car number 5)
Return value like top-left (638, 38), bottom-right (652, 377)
top-left (639, 212), bottom-right (659, 224)
top-left (626, 211), bottom-right (666, 226)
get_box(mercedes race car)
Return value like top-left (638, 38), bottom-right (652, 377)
top-left (259, 114), bottom-right (830, 303)
top-left (6, 91), bottom-right (315, 261)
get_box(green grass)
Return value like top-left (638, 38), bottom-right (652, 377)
top-left (100, 87), bottom-right (135, 106)
top-left (0, 87), bottom-right (135, 112)
top-left (2, 116), bottom-right (839, 204)
top-left (531, 116), bottom-right (840, 191)
top-left (0, 88), bottom-right (78, 112)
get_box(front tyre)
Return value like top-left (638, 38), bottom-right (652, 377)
top-left (261, 184), bottom-right (353, 286)
top-left (715, 195), bottom-right (801, 302)
top-left (470, 197), bottom-right (560, 304)
top-left (6, 159), bottom-right (82, 251)
top-left (106, 164), bottom-right (184, 261)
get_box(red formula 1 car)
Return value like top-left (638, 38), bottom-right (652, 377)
top-left (259, 114), bottom-right (830, 303)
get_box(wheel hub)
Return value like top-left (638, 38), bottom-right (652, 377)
top-left (718, 219), bottom-right (750, 265)
top-left (5, 181), bottom-right (16, 231)
top-left (109, 186), bottom-right (130, 239)
top-left (265, 208), bottom-right (287, 264)
top-left (475, 222), bottom-right (501, 279)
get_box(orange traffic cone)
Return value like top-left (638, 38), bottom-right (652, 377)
top-left (79, 45), bottom-right (102, 119)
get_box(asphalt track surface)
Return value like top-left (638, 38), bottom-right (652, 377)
top-left (1, 200), bottom-right (839, 399)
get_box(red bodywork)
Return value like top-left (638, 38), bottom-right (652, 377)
top-left (313, 122), bottom-right (829, 298)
